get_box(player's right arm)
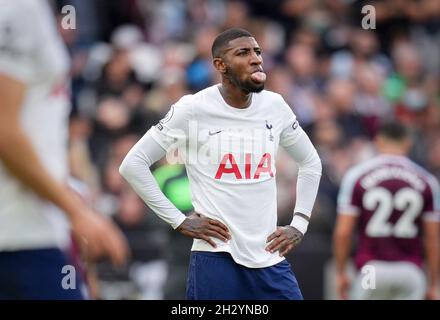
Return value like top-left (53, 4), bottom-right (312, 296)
top-left (333, 168), bottom-right (361, 299)
top-left (423, 219), bottom-right (439, 300)
top-left (422, 177), bottom-right (440, 300)
top-left (119, 102), bottom-right (230, 246)
top-left (333, 214), bottom-right (357, 300)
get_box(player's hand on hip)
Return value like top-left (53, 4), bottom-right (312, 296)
top-left (336, 272), bottom-right (351, 300)
top-left (70, 206), bottom-right (129, 266)
top-left (176, 212), bottom-right (231, 247)
top-left (265, 226), bottom-right (303, 257)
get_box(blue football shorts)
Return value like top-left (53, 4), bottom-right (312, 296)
top-left (186, 251), bottom-right (303, 300)
top-left (0, 248), bottom-right (86, 300)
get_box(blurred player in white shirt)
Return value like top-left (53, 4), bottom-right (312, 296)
top-left (0, 0), bottom-right (128, 299)
top-left (120, 28), bottom-right (322, 299)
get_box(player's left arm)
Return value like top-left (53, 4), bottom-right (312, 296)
top-left (423, 219), bottom-right (439, 300)
top-left (266, 124), bottom-right (322, 256)
top-left (333, 214), bottom-right (357, 299)
top-left (422, 177), bottom-right (440, 300)
top-left (332, 167), bottom-right (362, 300)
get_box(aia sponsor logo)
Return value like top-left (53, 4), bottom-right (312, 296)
top-left (215, 153), bottom-right (274, 180)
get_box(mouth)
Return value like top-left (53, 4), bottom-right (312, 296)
top-left (250, 69), bottom-right (266, 83)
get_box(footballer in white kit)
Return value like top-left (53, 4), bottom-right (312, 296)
top-left (0, 0), bottom-right (128, 299)
top-left (120, 28), bottom-right (322, 299)
top-left (148, 85), bottom-right (310, 268)
top-left (0, 0), bottom-right (71, 252)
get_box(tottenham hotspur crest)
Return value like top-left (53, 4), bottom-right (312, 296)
top-left (266, 120), bottom-right (274, 142)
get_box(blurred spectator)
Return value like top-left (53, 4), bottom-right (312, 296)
top-left (327, 78), bottom-right (368, 141)
top-left (330, 29), bottom-right (391, 79)
top-left (186, 27), bottom-right (219, 91)
top-left (354, 64), bottom-right (392, 138)
top-left (285, 43), bottom-right (320, 126)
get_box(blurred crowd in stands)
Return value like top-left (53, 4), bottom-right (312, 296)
top-left (53, 0), bottom-right (440, 299)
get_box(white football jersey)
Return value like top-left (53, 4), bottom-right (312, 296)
top-left (149, 84), bottom-right (303, 268)
top-left (0, 0), bottom-right (71, 250)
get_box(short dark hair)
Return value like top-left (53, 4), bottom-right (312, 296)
top-left (211, 28), bottom-right (253, 58)
top-left (377, 121), bottom-right (410, 141)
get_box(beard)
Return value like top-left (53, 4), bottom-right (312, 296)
top-left (225, 67), bottom-right (264, 93)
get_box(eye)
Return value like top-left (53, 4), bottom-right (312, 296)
top-left (255, 49), bottom-right (262, 55)
top-left (238, 51), bottom-right (248, 56)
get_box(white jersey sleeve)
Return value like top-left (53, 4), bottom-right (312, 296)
top-left (122, 96), bottom-right (195, 228)
top-left (278, 96), bottom-right (302, 147)
top-left (119, 132), bottom-right (187, 229)
top-left (148, 95), bottom-right (194, 152)
top-left (283, 127), bottom-right (322, 234)
top-left (337, 166), bottom-right (364, 216)
top-left (276, 96), bottom-right (322, 234)
top-left (0, 1), bottom-right (37, 81)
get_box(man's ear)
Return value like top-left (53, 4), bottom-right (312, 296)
top-left (213, 57), bottom-right (226, 74)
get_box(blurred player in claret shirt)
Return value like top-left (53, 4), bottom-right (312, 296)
top-left (334, 121), bottom-right (440, 300)
top-left (0, 0), bottom-right (128, 299)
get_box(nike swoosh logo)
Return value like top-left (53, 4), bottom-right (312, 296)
top-left (209, 130), bottom-right (223, 136)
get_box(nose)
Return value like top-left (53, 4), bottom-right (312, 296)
top-left (249, 51), bottom-right (262, 65)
